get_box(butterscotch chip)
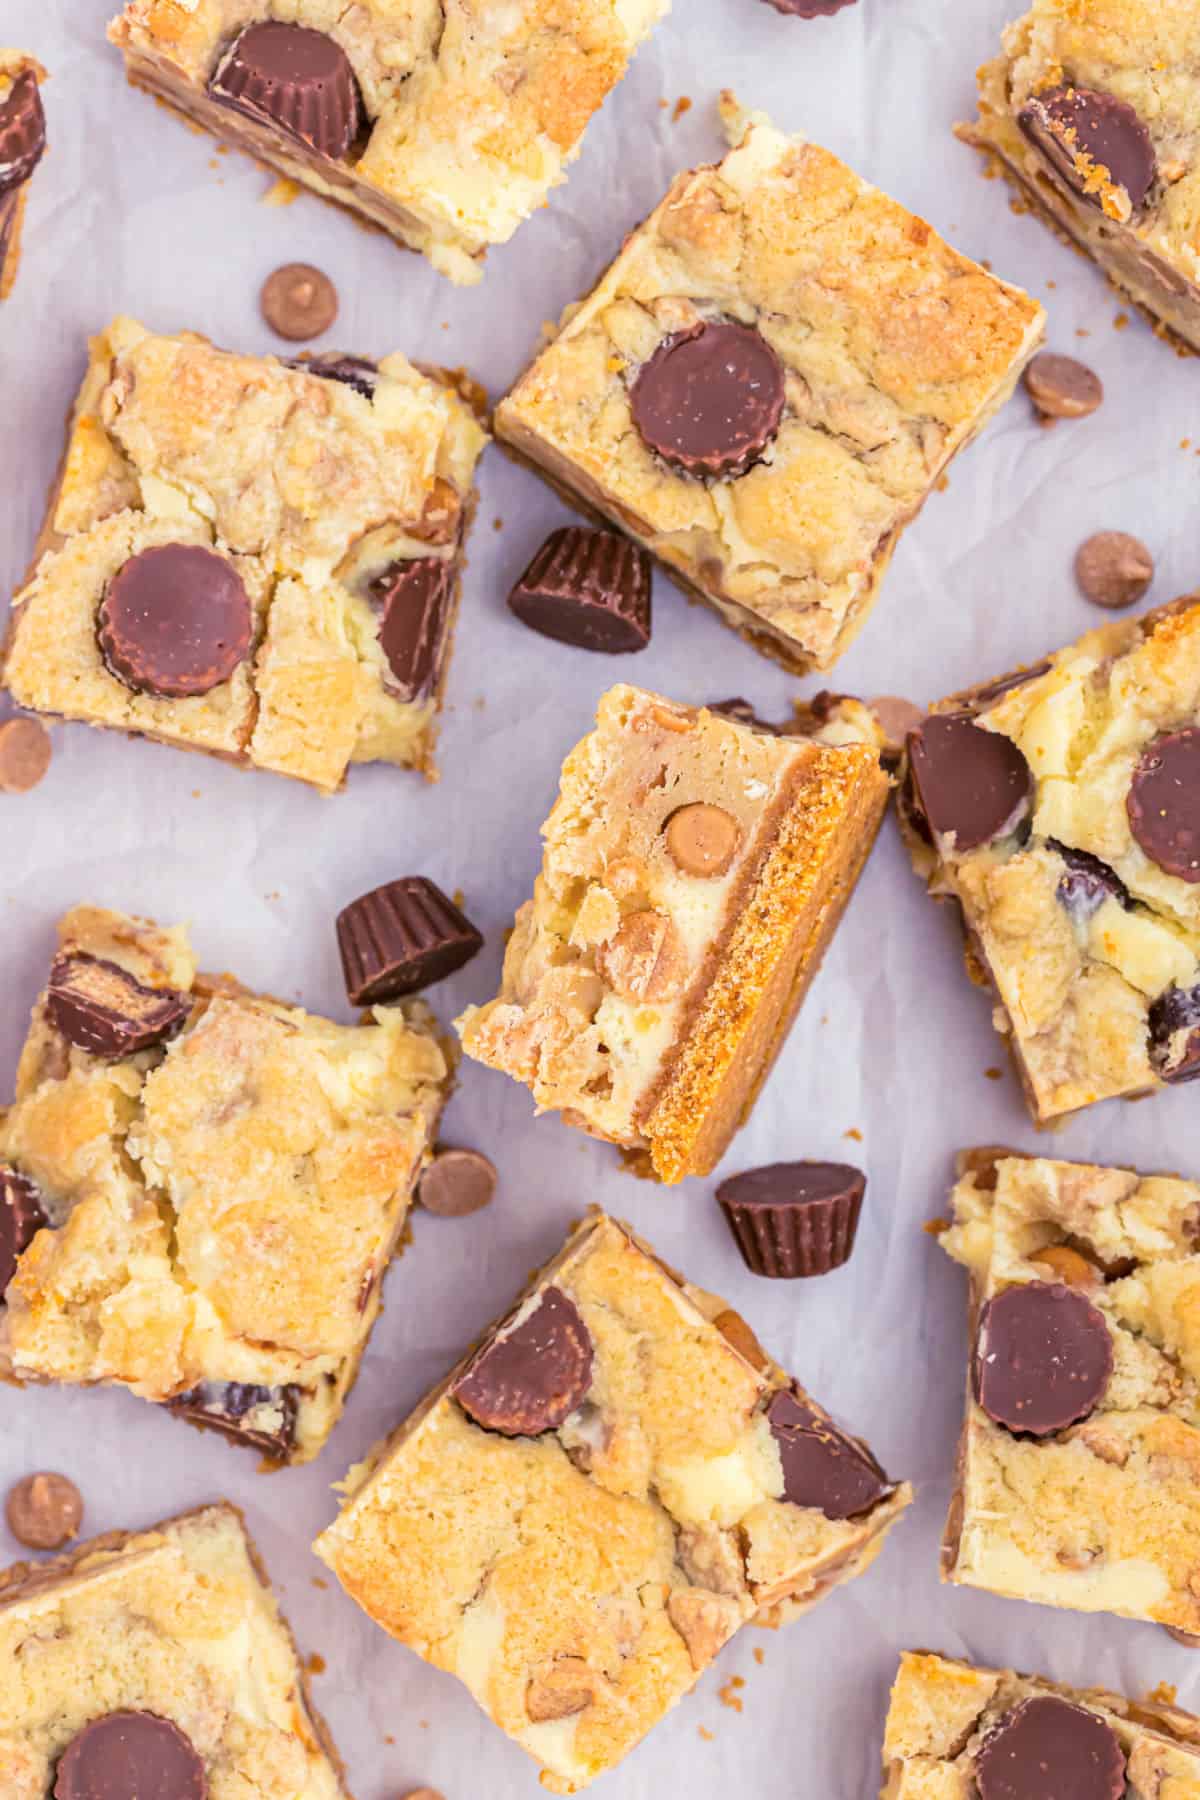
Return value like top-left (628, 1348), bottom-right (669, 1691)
top-left (1030, 1244), bottom-right (1101, 1289)
top-left (597, 909), bottom-right (687, 1001)
top-left (1075, 531), bottom-right (1153, 609)
top-left (260, 262), bottom-right (339, 340)
top-left (5, 1471), bottom-right (83, 1549)
top-left (526, 1657), bottom-right (596, 1722)
top-left (1024, 352), bottom-right (1103, 420)
top-left (0, 717), bottom-right (51, 792)
top-left (664, 803), bottom-right (741, 877)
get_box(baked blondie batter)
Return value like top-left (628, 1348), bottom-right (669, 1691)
top-left (495, 96), bottom-right (1044, 673)
top-left (0, 54), bottom-right (46, 302)
top-left (316, 1209), bottom-right (910, 1793)
top-left (0, 905), bottom-right (450, 1463)
top-left (4, 317), bottom-right (486, 789)
top-left (457, 684), bottom-right (889, 1183)
top-left (883, 1650), bottom-right (1200, 1798)
top-left (108, 1), bottom-right (667, 286)
top-left (960, 0), bottom-right (1200, 353)
top-left (900, 594), bottom-right (1200, 1122)
top-left (0, 1503), bottom-right (348, 1797)
top-left (938, 1149), bottom-right (1200, 1634)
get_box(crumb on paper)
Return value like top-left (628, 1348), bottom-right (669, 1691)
top-left (191, 789), bottom-right (201, 798)
top-left (698, 1726), bottom-right (715, 1742)
top-left (1146, 1682), bottom-right (1178, 1705)
top-left (753, 1648), bottom-right (765, 1666)
top-left (924, 1216), bottom-right (950, 1236)
top-left (384, 1735), bottom-right (396, 1745)
top-left (1183, 439), bottom-right (1193, 450)
top-left (843, 1127), bottom-right (863, 1142)
top-left (305, 1653), bottom-right (326, 1675)
top-left (672, 96), bottom-right (692, 122)
top-left (264, 176), bottom-right (300, 207)
top-left (1076, 327), bottom-right (1090, 338)
top-left (474, 694), bottom-right (487, 712)
top-left (453, 889), bottom-right (466, 909)
top-left (936, 475), bottom-right (950, 492)
top-left (659, 97), bottom-right (669, 111)
top-left (312, 1576), bottom-right (328, 1589)
top-left (985, 1066), bottom-right (1003, 1081)
top-left (1114, 312), bottom-right (1130, 331)
top-left (493, 516), bottom-right (504, 531)
top-left (718, 1675), bottom-right (745, 1713)
top-left (980, 258), bottom-right (992, 272)
top-left (1046, 278), bottom-right (1056, 289)
top-left (1008, 195), bottom-right (1031, 216)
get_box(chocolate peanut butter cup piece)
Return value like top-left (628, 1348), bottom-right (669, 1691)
top-left (455, 1287), bottom-right (594, 1436)
top-left (210, 22), bottom-right (362, 160)
top-left (46, 953), bottom-right (191, 1059)
top-left (974, 1282), bottom-right (1112, 1436)
top-left (906, 714), bottom-right (1033, 851)
top-left (630, 320), bottom-right (785, 479)
top-left (1018, 84), bottom-right (1156, 212)
top-left (98, 545), bottom-right (253, 699)
top-left (1052, 841), bottom-right (1131, 919)
top-left (762, 0), bottom-right (857, 13)
top-left (766, 1387), bottom-right (892, 1519)
top-left (337, 876), bottom-right (483, 1006)
top-left (370, 557), bottom-right (454, 702)
top-left (1128, 730), bottom-right (1200, 881)
top-left (54, 1711), bottom-right (207, 1800)
top-left (718, 1161), bottom-right (865, 1277)
top-left (507, 527), bottom-right (652, 653)
top-left (975, 1696), bottom-right (1126, 1800)
top-left (1149, 981), bottom-right (1200, 1081)
top-left (0, 69), bottom-right (46, 192)
top-left (288, 351), bottom-right (379, 398)
top-left (709, 697), bottom-right (776, 732)
top-left (169, 1380), bottom-right (299, 1456)
top-left (0, 1166), bottom-right (46, 1293)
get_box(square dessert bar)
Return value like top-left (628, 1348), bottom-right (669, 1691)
top-left (316, 1210), bottom-right (910, 1794)
top-left (0, 1503), bottom-right (348, 1797)
top-left (938, 1149), bottom-right (1200, 1634)
top-left (495, 98), bottom-right (1045, 674)
top-left (108, 1), bottom-right (667, 286)
top-left (4, 316), bottom-right (487, 790)
top-left (882, 1650), bottom-right (1200, 1798)
top-left (0, 905), bottom-right (450, 1464)
top-left (900, 595), bottom-right (1200, 1122)
top-left (959, 0), bottom-right (1200, 354)
top-left (0, 53), bottom-right (47, 301)
top-left (457, 684), bottom-right (889, 1183)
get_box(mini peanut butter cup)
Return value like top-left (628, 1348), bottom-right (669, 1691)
top-left (0, 1166), bottom-right (47, 1292)
top-left (507, 527), bottom-right (652, 652)
top-left (975, 1696), bottom-right (1125, 1800)
top-left (1018, 84), bottom-right (1156, 212)
top-left (210, 22), bottom-right (363, 160)
top-left (717, 1161), bottom-right (865, 1277)
top-left (54, 1711), bottom-right (207, 1800)
top-left (455, 1288), bottom-right (594, 1436)
top-left (337, 876), bottom-right (483, 1006)
top-left (0, 70), bottom-right (45, 192)
top-left (630, 320), bottom-right (785, 479)
top-left (46, 953), bottom-right (191, 1059)
top-left (97, 544), bottom-right (253, 699)
top-left (370, 556), bottom-right (454, 701)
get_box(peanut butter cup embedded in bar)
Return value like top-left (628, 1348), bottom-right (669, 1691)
top-left (210, 23), bottom-right (362, 158)
top-left (98, 544), bottom-right (254, 699)
top-left (46, 953), bottom-right (191, 1058)
top-left (0, 55), bottom-right (47, 302)
top-left (170, 1379), bottom-right (301, 1458)
top-left (507, 527), bottom-right (652, 653)
top-left (56, 1712), bottom-right (208, 1800)
top-left (718, 1161), bottom-right (865, 1277)
top-left (371, 557), bottom-right (454, 701)
top-left (337, 877), bottom-right (483, 1006)
top-left (629, 320), bottom-right (785, 479)
top-left (0, 1167), bottom-right (46, 1292)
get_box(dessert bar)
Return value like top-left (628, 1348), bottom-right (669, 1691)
top-left (0, 1503), bottom-right (348, 1797)
top-left (882, 1649), bottom-right (1200, 1798)
top-left (938, 1148), bottom-right (1200, 1634)
top-left (316, 1209), bottom-right (910, 1793)
top-left (0, 53), bottom-right (47, 301)
top-left (900, 594), bottom-right (1200, 1122)
top-left (959, 0), bottom-right (1200, 353)
top-left (495, 96), bottom-right (1044, 673)
top-left (4, 317), bottom-right (487, 790)
top-left (108, 2), bottom-right (667, 286)
top-left (457, 683), bottom-right (890, 1182)
top-left (0, 905), bottom-right (450, 1464)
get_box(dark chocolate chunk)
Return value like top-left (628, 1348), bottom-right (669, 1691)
top-left (455, 1287), bottom-right (594, 1437)
top-left (98, 545), bottom-right (253, 699)
top-left (287, 352), bottom-right (379, 398)
top-left (1051, 840), bottom-right (1130, 919)
top-left (169, 1380), bottom-right (300, 1456)
top-left (1127, 730), bottom-right (1200, 881)
top-left (762, 0), bottom-right (857, 12)
top-left (209, 22), bottom-right (362, 159)
top-left (0, 1166), bottom-right (47, 1294)
top-left (975, 1696), bottom-right (1126, 1800)
top-left (906, 714), bottom-right (1034, 851)
top-left (1018, 84), bottom-right (1156, 212)
top-left (765, 1387), bottom-right (893, 1519)
top-left (337, 876), bottom-right (483, 1006)
top-left (54, 1711), bottom-right (207, 1800)
top-left (0, 69), bottom-right (47, 193)
top-left (718, 1162), bottom-right (865, 1278)
top-left (1149, 982), bottom-right (1200, 1082)
top-left (974, 1282), bottom-right (1112, 1436)
top-left (370, 557), bottom-right (454, 702)
top-left (630, 320), bottom-right (786, 479)
top-left (46, 953), bottom-right (191, 1059)
top-left (507, 527), bottom-right (652, 653)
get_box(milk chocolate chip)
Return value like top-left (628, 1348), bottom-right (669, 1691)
top-left (906, 714), bottom-right (1033, 851)
top-left (210, 22), bottom-right (362, 159)
top-left (337, 877), bottom-right (483, 1005)
top-left (974, 1282), bottom-right (1113, 1436)
top-left (370, 557), bottom-right (454, 702)
top-left (1019, 84), bottom-right (1156, 211)
top-left (0, 717), bottom-right (52, 793)
top-left (975, 1696), bottom-right (1126, 1800)
top-left (630, 320), bottom-right (785, 479)
top-left (54, 1712), bottom-right (207, 1800)
top-left (46, 953), bottom-right (191, 1059)
top-left (98, 545), bottom-right (253, 699)
top-left (0, 1166), bottom-right (46, 1292)
top-left (261, 262), bottom-right (338, 341)
top-left (663, 804), bottom-right (741, 878)
top-left (418, 1148), bottom-right (497, 1218)
top-left (455, 1288), bottom-right (594, 1436)
top-left (1024, 352), bottom-right (1103, 422)
top-left (0, 70), bottom-right (46, 192)
top-left (1074, 531), bottom-right (1153, 609)
top-left (1127, 730), bottom-right (1200, 880)
top-left (6, 1471), bottom-right (82, 1550)
top-left (766, 1387), bottom-right (892, 1519)
top-left (507, 527), bottom-right (652, 653)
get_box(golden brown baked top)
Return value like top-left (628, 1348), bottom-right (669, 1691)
top-left (0, 1503), bottom-right (346, 1798)
top-left (0, 906), bottom-right (449, 1462)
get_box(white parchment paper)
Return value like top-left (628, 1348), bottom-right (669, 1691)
top-left (5, 2), bottom-right (1200, 1794)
